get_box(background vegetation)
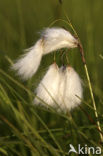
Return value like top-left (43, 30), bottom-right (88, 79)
top-left (0, 0), bottom-right (103, 155)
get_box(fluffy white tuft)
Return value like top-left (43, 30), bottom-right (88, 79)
top-left (12, 39), bottom-right (43, 80)
top-left (34, 63), bottom-right (60, 107)
top-left (34, 64), bottom-right (83, 112)
top-left (42, 27), bottom-right (78, 54)
top-left (12, 27), bottom-right (78, 80)
top-left (59, 66), bottom-right (83, 111)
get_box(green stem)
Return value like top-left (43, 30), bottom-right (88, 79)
top-left (63, 11), bottom-right (103, 143)
top-left (84, 64), bottom-right (103, 142)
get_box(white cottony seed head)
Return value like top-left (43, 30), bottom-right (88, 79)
top-left (12, 39), bottom-right (43, 80)
top-left (34, 63), bottom-right (60, 107)
top-left (42, 27), bottom-right (78, 54)
top-left (34, 64), bottom-right (83, 112)
top-left (12, 27), bottom-right (78, 80)
top-left (58, 66), bottom-right (83, 111)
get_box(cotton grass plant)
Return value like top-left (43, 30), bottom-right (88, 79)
top-left (14, 19), bottom-right (103, 133)
top-left (0, 3), bottom-right (103, 155)
top-left (12, 21), bottom-right (103, 151)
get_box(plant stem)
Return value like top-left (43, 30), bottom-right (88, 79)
top-left (75, 30), bottom-right (103, 142)
top-left (78, 41), bottom-right (103, 142)
top-left (84, 63), bottom-right (103, 142)
top-left (78, 42), bottom-right (103, 142)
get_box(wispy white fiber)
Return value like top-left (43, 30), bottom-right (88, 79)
top-left (12, 27), bottom-right (78, 80)
top-left (56, 66), bottom-right (67, 109)
top-left (12, 39), bottom-right (43, 80)
top-left (59, 66), bottom-right (83, 111)
top-left (42, 27), bottom-right (78, 54)
top-left (34, 63), bottom-right (60, 107)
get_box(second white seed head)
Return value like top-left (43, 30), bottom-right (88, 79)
top-left (34, 63), bottom-right (83, 112)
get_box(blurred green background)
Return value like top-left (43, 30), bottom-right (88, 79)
top-left (0, 0), bottom-right (103, 155)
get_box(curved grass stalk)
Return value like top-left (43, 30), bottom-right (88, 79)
top-left (64, 15), bottom-right (103, 143)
